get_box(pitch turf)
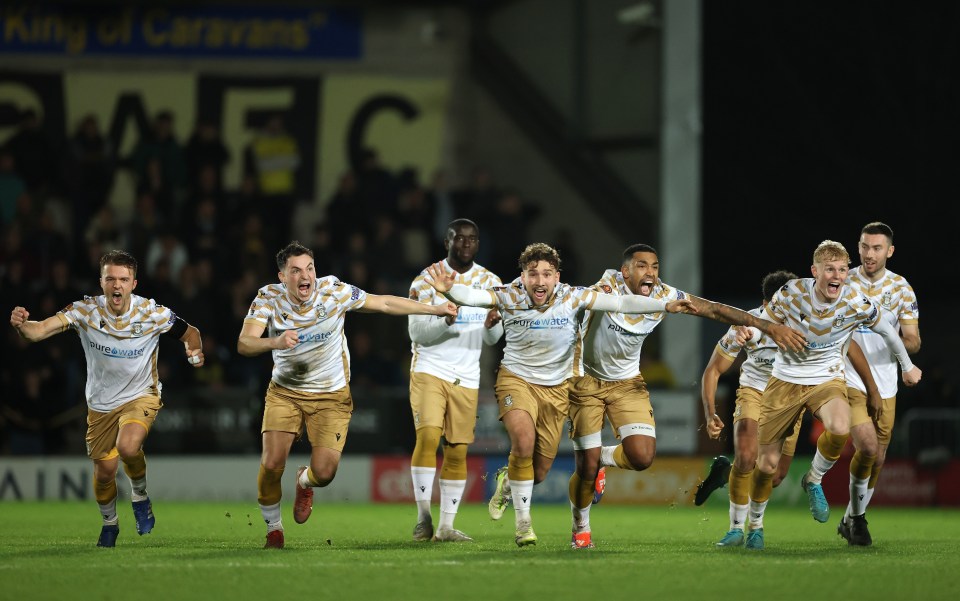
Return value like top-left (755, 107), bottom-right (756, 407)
top-left (2, 502), bottom-right (958, 600)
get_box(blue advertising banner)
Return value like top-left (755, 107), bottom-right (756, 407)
top-left (0, 4), bottom-right (361, 59)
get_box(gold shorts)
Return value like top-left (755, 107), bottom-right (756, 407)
top-left (568, 373), bottom-right (654, 441)
top-left (758, 377), bottom-right (846, 447)
top-left (494, 368), bottom-right (569, 460)
top-left (262, 381), bottom-right (353, 452)
top-left (847, 386), bottom-right (897, 446)
top-left (409, 372), bottom-right (479, 445)
top-left (734, 386), bottom-right (804, 456)
top-left (85, 395), bottom-right (163, 460)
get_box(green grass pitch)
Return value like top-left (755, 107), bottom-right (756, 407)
top-left (2, 502), bottom-right (959, 600)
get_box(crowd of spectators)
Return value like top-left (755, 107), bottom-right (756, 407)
top-left (0, 107), bottom-right (566, 455)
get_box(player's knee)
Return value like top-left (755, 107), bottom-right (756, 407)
top-left (624, 448), bottom-right (654, 471)
top-left (733, 451), bottom-right (758, 473)
top-left (310, 463), bottom-right (338, 486)
top-left (576, 456), bottom-right (601, 479)
top-left (116, 442), bottom-right (141, 460)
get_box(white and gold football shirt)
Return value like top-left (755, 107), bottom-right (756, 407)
top-left (574, 269), bottom-right (683, 381)
top-left (844, 267), bottom-right (919, 397)
top-left (766, 278), bottom-right (880, 385)
top-left (715, 306), bottom-right (777, 391)
top-left (57, 294), bottom-right (177, 412)
top-left (494, 280), bottom-right (598, 386)
top-left (244, 276), bottom-right (367, 393)
top-left (408, 260), bottom-right (502, 389)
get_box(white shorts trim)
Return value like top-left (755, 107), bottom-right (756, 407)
top-left (571, 431), bottom-right (603, 450)
top-left (618, 422), bottom-right (655, 439)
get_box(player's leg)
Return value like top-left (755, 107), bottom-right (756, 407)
top-left (408, 373), bottom-right (447, 540)
top-left (597, 377), bottom-right (656, 475)
top-left (294, 386), bottom-right (353, 527)
top-left (93, 457), bottom-right (121, 547)
top-left (747, 378), bottom-right (806, 549)
top-left (567, 377), bottom-right (604, 549)
top-left (717, 389), bottom-right (762, 546)
top-left (494, 369), bottom-right (538, 545)
top-left (773, 409), bottom-right (803, 488)
top-left (86, 405), bottom-right (123, 547)
top-left (503, 408), bottom-right (537, 545)
top-left (260, 430), bottom-right (295, 548)
top-left (115, 395), bottom-right (162, 536)
top-left (839, 386), bottom-right (878, 545)
top-left (804, 382), bottom-right (851, 523)
top-left (258, 383), bottom-right (302, 548)
top-left (433, 381), bottom-right (479, 542)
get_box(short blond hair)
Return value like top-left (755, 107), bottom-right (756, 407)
top-left (813, 240), bottom-right (850, 265)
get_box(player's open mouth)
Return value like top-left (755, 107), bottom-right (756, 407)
top-left (639, 280), bottom-right (654, 295)
top-left (828, 282), bottom-right (841, 293)
top-left (111, 292), bottom-right (122, 302)
top-left (298, 283), bottom-right (311, 293)
top-left (532, 288), bottom-right (548, 302)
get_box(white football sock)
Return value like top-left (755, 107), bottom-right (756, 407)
top-left (411, 466), bottom-right (436, 522)
top-left (511, 479), bottom-right (534, 523)
top-left (730, 502), bottom-right (748, 531)
top-left (438, 478), bottom-right (466, 529)
top-left (98, 498), bottom-right (118, 525)
top-left (748, 499), bottom-right (768, 529)
top-left (259, 501), bottom-right (283, 531)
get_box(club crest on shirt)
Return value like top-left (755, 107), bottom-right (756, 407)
top-left (881, 291), bottom-right (892, 308)
top-left (316, 305), bottom-right (326, 318)
top-left (503, 395), bottom-right (513, 407)
top-left (473, 281), bottom-right (482, 289)
top-left (833, 314), bottom-right (845, 328)
top-left (600, 284), bottom-right (613, 294)
top-left (131, 323), bottom-right (143, 337)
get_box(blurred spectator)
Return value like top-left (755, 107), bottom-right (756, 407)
top-left (354, 147), bottom-right (398, 220)
top-left (426, 169), bottom-right (455, 247)
top-left (487, 189), bottom-right (540, 278)
top-left (145, 227), bottom-right (189, 284)
top-left (0, 148), bottom-right (26, 227)
top-left (64, 114), bottom-right (115, 238)
top-left (326, 170), bottom-right (363, 249)
top-left (84, 205), bottom-right (124, 250)
top-left (244, 113), bottom-right (299, 243)
top-left (453, 164), bottom-right (500, 224)
top-left (127, 190), bottom-right (164, 262)
top-left (3, 108), bottom-right (59, 194)
top-left (130, 110), bottom-right (186, 212)
top-left (552, 227), bottom-right (582, 284)
top-left (184, 120), bottom-right (230, 192)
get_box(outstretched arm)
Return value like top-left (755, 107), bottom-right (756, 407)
top-left (687, 295), bottom-right (805, 352)
top-left (10, 307), bottom-right (65, 343)
top-left (701, 348), bottom-right (736, 439)
top-left (359, 294), bottom-right (458, 317)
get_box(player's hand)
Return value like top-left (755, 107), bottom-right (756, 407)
top-left (437, 301), bottom-right (458, 319)
top-left (425, 262), bottom-right (455, 293)
top-left (185, 346), bottom-right (205, 368)
top-left (902, 365), bottom-right (922, 387)
top-left (665, 299), bottom-right (698, 314)
top-left (767, 323), bottom-right (805, 352)
top-left (734, 326), bottom-right (754, 345)
top-left (445, 307), bottom-right (459, 325)
top-left (866, 389), bottom-right (882, 419)
top-left (274, 330), bottom-right (299, 350)
top-left (10, 306), bottom-right (29, 329)
top-left (706, 413), bottom-right (724, 440)
top-left (484, 309), bottom-right (502, 329)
